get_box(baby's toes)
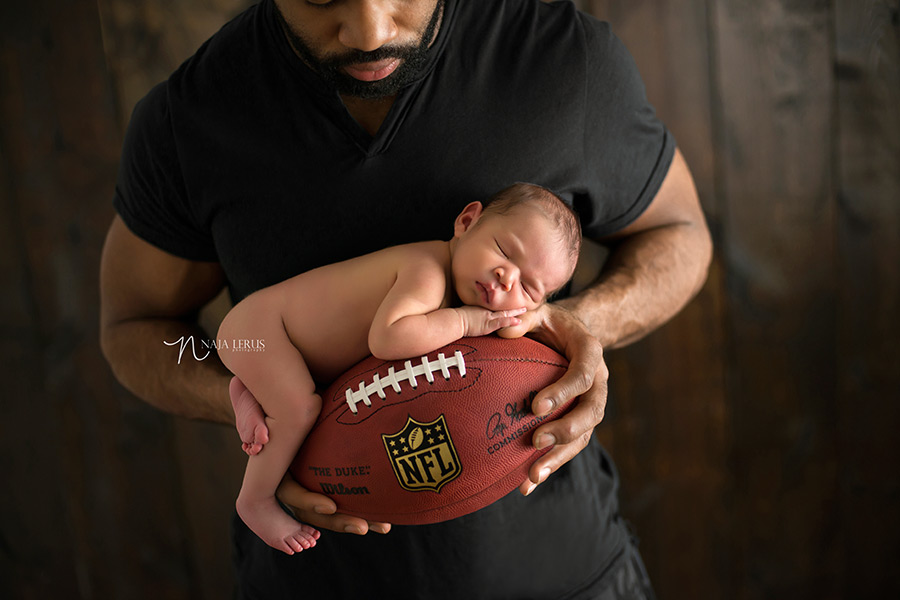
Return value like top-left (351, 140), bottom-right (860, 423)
top-left (299, 523), bottom-right (320, 541)
top-left (285, 535), bottom-right (306, 553)
top-left (252, 422), bottom-right (269, 446)
top-left (242, 441), bottom-right (263, 456)
top-left (296, 532), bottom-right (316, 550)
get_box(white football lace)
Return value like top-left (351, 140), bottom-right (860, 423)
top-left (344, 350), bottom-right (467, 414)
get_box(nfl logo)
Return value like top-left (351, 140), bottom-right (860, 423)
top-left (382, 415), bottom-right (462, 493)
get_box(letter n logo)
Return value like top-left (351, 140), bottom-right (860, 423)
top-left (382, 415), bottom-right (461, 493)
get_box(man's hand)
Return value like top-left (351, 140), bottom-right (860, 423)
top-left (455, 306), bottom-right (526, 337)
top-left (276, 475), bottom-right (392, 536)
top-left (496, 148), bottom-right (711, 495)
top-left (501, 302), bottom-right (608, 495)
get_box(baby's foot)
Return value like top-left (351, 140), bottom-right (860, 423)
top-left (229, 376), bottom-right (269, 455)
top-left (237, 494), bottom-right (321, 555)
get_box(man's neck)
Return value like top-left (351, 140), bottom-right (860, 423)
top-left (341, 94), bottom-right (396, 137)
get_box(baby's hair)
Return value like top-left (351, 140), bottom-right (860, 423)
top-left (482, 183), bottom-right (582, 282)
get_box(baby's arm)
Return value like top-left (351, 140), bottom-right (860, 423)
top-left (368, 259), bottom-right (524, 360)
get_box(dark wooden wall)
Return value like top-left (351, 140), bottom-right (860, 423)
top-left (1, 1), bottom-right (897, 598)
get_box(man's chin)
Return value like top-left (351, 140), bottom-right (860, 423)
top-left (326, 54), bottom-right (427, 99)
top-left (332, 76), bottom-right (405, 100)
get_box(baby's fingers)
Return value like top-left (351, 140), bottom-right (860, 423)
top-left (490, 307), bottom-right (526, 322)
top-left (487, 308), bottom-right (526, 331)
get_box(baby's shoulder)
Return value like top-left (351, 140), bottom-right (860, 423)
top-left (385, 241), bottom-right (450, 281)
top-left (389, 240), bottom-right (449, 266)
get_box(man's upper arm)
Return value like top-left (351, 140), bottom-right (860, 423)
top-left (604, 148), bottom-right (708, 240)
top-left (99, 215), bottom-right (225, 333)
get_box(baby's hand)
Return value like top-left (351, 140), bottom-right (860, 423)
top-left (457, 306), bottom-right (527, 337)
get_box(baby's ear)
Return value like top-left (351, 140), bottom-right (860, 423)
top-left (453, 202), bottom-right (484, 236)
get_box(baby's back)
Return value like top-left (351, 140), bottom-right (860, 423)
top-left (268, 241), bottom-right (447, 385)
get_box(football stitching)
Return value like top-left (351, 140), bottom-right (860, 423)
top-left (344, 350), bottom-right (468, 415)
top-left (335, 369), bottom-right (483, 425)
top-left (319, 341), bottom-right (567, 423)
top-left (467, 357), bottom-right (567, 368)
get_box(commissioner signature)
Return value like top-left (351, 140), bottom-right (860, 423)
top-left (485, 392), bottom-right (537, 440)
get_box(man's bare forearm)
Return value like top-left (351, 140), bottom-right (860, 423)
top-left (558, 220), bottom-right (712, 350)
top-left (101, 318), bottom-right (234, 424)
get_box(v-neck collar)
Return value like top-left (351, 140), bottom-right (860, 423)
top-left (265, 0), bottom-right (457, 157)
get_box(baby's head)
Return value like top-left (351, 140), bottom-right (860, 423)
top-left (450, 183), bottom-right (582, 311)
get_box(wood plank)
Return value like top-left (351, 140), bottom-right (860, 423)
top-left (580, 0), bottom-right (718, 214)
top-left (834, 0), bottom-right (900, 597)
top-left (0, 36), bottom-right (82, 600)
top-left (1, 0), bottom-right (196, 596)
top-left (576, 1), bottom-right (730, 597)
top-left (96, 3), bottom-right (254, 597)
top-left (98, 0), bottom-right (255, 130)
top-left (712, 1), bottom-right (840, 597)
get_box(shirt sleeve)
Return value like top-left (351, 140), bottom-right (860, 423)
top-left (575, 14), bottom-right (676, 239)
top-left (112, 82), bottom-right (219, 261)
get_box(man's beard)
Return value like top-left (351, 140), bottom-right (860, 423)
top-left (275, 0), bottom-right (444, 99)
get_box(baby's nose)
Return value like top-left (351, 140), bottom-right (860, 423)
top-left (494, 268), bottom-right (513, 292)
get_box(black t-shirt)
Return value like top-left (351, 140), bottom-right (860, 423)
top-left (114, 0), bottom-right (674, 597)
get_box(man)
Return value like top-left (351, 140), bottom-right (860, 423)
top-left (100, 0), bottom-right (712, 598)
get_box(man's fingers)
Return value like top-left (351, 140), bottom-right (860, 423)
top-left (532, 352), bottom-right (607, 416)
top-left (277, 475), bottom-right (336, 514)
top-left (511, 303), bottom-right (608, 495)
top-left (367, 521), bottom-right (392, 534)
top-left (521, 335), bottom-right (607, 494)
top-left (276, 475), bottom-right (391, 535)
top-left (533, 392), bottom-right (606, 449)
top-left (520, 430), bottom-right (593, 495)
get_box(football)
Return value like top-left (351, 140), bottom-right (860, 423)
top-left (290, 336), bottom-right (572, 525)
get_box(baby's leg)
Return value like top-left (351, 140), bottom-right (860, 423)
top-left (220, 311), bottom-right (323, 555)
top-left (239, 400), bottom-right (321, 555)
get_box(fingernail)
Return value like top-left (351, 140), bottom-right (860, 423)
top-left (524, 481), bottom-right (538, 496)
top-left (538, 467), bottom-right (551, 484)
top-left (535, 398), bottom-right (553, 415)
top-left (344, 525), bottom-right (362, 534)
top-left (313, 505), bottom-right (332, 514)
top-left (535, 433), bottom-right (556, 449)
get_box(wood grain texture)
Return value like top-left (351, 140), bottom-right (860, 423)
top-left (834, 0), bottom-right (900, 596)
top-left (578, 1), bottom-right (730, 598)
top-left (2, 0), bottom-right (899, 598)
top-left (97, 0), bottom-right (256, 129)
top-left (713, 0), bottom-right (841, 597)
top-left (0, 0), bottom-right (197, 597)
top-left (96, 2), bottom-right (254, 598)
top-left (0, 38), bottom-right (81, 598)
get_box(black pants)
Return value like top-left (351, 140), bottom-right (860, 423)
top-left (234, 535), bottom-right (654, 599)
top-left (592, 541), bottom-right (656, 600)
